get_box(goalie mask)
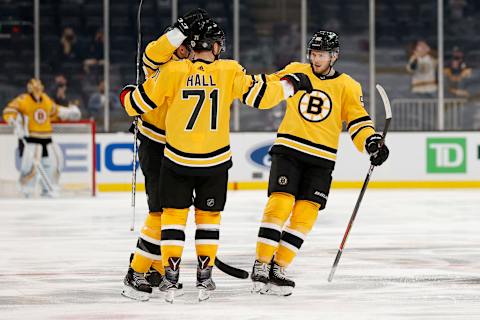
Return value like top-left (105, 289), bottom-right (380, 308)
top-left (27, 78), bottom-right (44, 96)
top-left (307, 31), bottom-right (340, 67)
top-left (190, 19), bottom-right (225, 58)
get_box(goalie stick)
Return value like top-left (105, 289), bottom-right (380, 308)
top-left (130, 0), bottom-right (144, 232)
top-left (327, 84), bottom-right (392, 282)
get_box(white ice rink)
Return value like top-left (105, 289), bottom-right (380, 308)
top-left (1, 189), bottom-right (479, 319)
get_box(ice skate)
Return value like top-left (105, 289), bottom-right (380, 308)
top-left (196, 256), bottom-right (216, 302)
top-left (121, 267), bottom-right (152, 301)
top-left (263, 261), bottom-right (295, 296)
top-left (163, 257), bottom-right (181, 303)
top-left (251, 259), bottom-right (270, 293)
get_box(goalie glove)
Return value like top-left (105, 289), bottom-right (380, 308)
top-left (58, 105), bottom-right (81, 121)
top-left (173, 8), bottom-right (209, 37)
top-left (365, 133), bottom-right (389, 166)
top-left (281, 73), bottom-right (313, 94)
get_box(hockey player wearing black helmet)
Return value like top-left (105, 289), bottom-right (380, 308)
top-left (250, 31), bottom-right (389, 296)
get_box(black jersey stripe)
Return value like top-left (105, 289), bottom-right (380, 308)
top-left (161, 229), bottom-right (185, 241)
top-left (258, 227), bottom-right (282, 242)
top-left (140, 119), bottom-right (165, 135)
top-left (351, 125), bottom-right (375, 140)
top-left (165, 143), bottom-right (230, 159)
top-left (347, 116), bottom-right (372, 130)
top-left (281, 231), bottom-right (304, 249)
top-left (129, 91), bottom-right (144, 115)
top-left (143, 52), bottom-right (164, 66)
top-left (242, 75), bottom-right (255, 104)
top-left (276, 133), bottom-right (337, 154)
top-left (136, 238), bottom-right (161, 255)
top-left (143, 63), bottom-right (156, 71)
top-left (195, 229), bottom-right (220, 240)
top-left (253, 74), bottom-right (267, 109)
top-left (139, 84), bottom-right (157, 110)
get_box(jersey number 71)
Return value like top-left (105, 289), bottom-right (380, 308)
top-left (182, 89), bottom-right (219, 131)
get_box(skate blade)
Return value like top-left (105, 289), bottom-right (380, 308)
top-left (158, 287), bottom-right (185, 298)
top-left (165, 289), bottom-right (176, 303)
top-left (260, 283), bottom-right (293, 296)
top-left (198, 288), bottom-right (212, 302)
top-left (251, 281), bottom-right (267, 293)
top-left (121, 285), bottom-right (151, 301)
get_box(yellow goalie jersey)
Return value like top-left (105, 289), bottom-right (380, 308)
top-left (122, 58), bottom-right (288, 174)
top-left (135, 28), bottom-right (186, 144)
top-left (3, 93), bottom-right (58, 139)
top-left (267, 62), bottom-right (376, 169)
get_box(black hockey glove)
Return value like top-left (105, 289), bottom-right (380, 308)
top-left (174, 8), bottom-right (209, 37)
top-left (281, 73), bottom-right (313, 94)
top-left (365, 133), bottom-right (389, 166)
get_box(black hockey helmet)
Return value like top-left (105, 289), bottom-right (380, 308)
top-left (307, 30), bottom-right (339, 54)
top-left (190, 19), bottom-right (225, 53)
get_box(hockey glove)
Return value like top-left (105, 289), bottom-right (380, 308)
top-left (365, 133), bottom-right (389, 166)
top-left (119, 85), bottom-right (136, 107)
top-left (174, 8), bottom-right (209, 37)
top-left (281, 73), bottom-right (313, 94)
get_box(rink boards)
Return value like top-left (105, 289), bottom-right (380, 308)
top-left (1, 131), bottom-right (479, 192)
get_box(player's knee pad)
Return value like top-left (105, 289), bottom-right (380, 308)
top-left (194, 209), bottom-right (220, 266)
top-left (289, 200), bottom-right (320, 234)
top-left (46, 142), bottom-right (63, 180)
top-left (161, 208), bottom-right (188, 267)
top-left (19, 143), bottom-right (41, 195)
top-left (262, 192), bottom-right (295, 226)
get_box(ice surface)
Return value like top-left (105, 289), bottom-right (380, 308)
top-left (1, 190), bottom-right (479, 319)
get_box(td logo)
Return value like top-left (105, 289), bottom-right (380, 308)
top-left (427, 138), bottom-right (466, 173)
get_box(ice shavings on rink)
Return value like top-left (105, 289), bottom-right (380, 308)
top-left (0, 190), bottom-right (480, 319)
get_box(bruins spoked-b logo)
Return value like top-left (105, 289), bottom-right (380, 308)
top-left (278, 176), bottom-right (288, 186)
top-left (298, 90), bottom-right (332, 122)
top-left (34, 108), bottom-right (48, 124)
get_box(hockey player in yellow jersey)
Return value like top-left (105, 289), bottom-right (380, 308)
top-left (250, 31), bottom-right (390, 296)
top-left (2, 78), bottom-right (80, 197)
top-left (121, 9), bottom-right (210, 301)
top-left (120, 18), bottom-right (313, 302)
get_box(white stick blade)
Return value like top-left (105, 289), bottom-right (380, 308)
top-left (376, 84), bottom-right (392, 119)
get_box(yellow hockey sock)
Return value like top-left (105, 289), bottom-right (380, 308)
top-left (131, 212), bottom-right (163, 274)
top-left (256, 192), bottom-right (295, 263)
top-left (161, 208), bottom-right (188, 268)
top-left (275, 200), bottom-right (320, 267)
top-left (195, 209), bottom-right (221, 266)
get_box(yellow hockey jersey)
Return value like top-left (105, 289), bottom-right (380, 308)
top-left (122, 58), bottom-right (289, 174)
top-left (3, 93), bottom-right (58, 139)
top-left (267, 62), bottom-right (376, 169)
top-left (135, 29), bottom-right (186, 144)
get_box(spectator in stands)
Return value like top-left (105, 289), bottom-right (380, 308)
top-left (49, 74), bottom-right (69, 106)
top-left (58, 27), bottom-right (82, 64)
top-left (449, 0), bottom-right (467, 19)
top-left (87, 80), bottom-right (120, 119)
top-left (406, 40), bottom-right (437, 97)
top-left (83, 30), bottom-right (104, 74)
top-left (444, 46), bottom-right (472, 97)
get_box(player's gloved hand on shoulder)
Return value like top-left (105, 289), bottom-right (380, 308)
top-left (365, 133), bottom-right (389, 166)
top-left (281, 73), bottom-right (313, 94)
top-left (119, 85), bottom-right (136, 107)
top-left (174, 8), bottom-right (209, 37)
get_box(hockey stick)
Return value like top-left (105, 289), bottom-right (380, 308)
top-left (215, 257), bottom-right (249, 279)
top-left (130, 0), bottom-right (144, 232)
top-left (327, 84), bottom-right (392, 282)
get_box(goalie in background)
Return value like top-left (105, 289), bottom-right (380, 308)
top-left (2, 78), bottom-right (81, 197)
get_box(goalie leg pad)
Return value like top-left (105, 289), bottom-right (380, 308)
top-left (19, 143), bottom-right (42, 197)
